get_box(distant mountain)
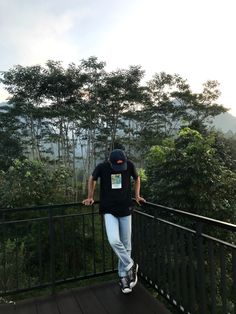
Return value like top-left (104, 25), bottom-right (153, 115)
top-left (212, 112), bottom-right (236, 133)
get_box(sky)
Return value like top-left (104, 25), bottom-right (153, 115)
top-left (0, 0), bottom-right (236, 117)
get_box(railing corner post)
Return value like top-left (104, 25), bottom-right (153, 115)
top-left (49, 208), bottom-right (56, 295)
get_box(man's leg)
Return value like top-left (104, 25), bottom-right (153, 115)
top-left (119, 214), bottom-right (138, 288)
top-left (118, 215), bottom-right (132, 277)
top-left (104, 214), bottom-right (134, 277)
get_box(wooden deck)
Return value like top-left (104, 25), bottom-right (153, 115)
top-left (0, 281), bottom-right (171, 314)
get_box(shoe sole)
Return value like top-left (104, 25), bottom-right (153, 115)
top-left (130, 264), bottom-right (139, 288)
top-left (119, 283), bottom-right (132, 294)
top-left (121, 288), bottom-right (132, 294)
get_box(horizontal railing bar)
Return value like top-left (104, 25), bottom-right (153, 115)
top-left (133, 209), bottom-right (155, 220)
top-left (142, 201), bottom-right (236, 232)
top-left (0, 211), bottom-right (99, 225)
top-left (201, 233), bottom-right (236, 249)
top-left (0, 282), bottom-right (52, 296)
top-left (2, 200), bottom-right (235, 232)
top-left (0, 216), bottom-right (49, 225)
top-left (0, 211), bottom-right (100, 225)
top-left (135, 209), bottom-right (236, 248)
top-left (0, 202), bottom-right (99, 213)
top-left (53, 211), bottom-right (100, 219)
top-left (0, 269), bottom-right (116, 297)
top-left (134, 209), bottom-right (196, 233)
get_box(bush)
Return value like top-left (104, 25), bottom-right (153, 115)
top-left (145, 128), bottom-right (236, 221)
top-left (0, 159), bottom-right (74, 208)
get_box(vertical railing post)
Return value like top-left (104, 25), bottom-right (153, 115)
top-left (1, 212), bottom-right (7, 294)
top-left (196, 223), bottom-right (207, 314)
top-left (101, 215), bottom-right (105, 273)
top-left (188, 234), bottom-right (196, 314)
top-left (49, 208), bottom-right (56, 294)
top-left (92, 203), bottom-right (96, 275)
top-left (209, 241), bottom-right (216, 314)
top-left (232, 250), bottom-right (236, 314)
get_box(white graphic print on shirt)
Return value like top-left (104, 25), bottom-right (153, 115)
top-left (111, 174), bottom-right (122, 189)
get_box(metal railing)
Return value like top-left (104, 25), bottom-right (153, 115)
top-left (1, 201), bottom-right (236, 313)
top-left (133, 201), bottom-right (236, 314)
top-left (0, 202), bottom-right (116, 296)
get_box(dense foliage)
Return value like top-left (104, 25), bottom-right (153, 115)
top-left (0, 159), bottom-right (73, 208)
top-left (145, 128), bottom-right (236, 222)
top-left (0, 56), bottom-right (235, 221)
top-left (0, 58), bottom-right (235, 313)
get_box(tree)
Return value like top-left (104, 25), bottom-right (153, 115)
top-left (1, 65), bottom-right (45, 160)
top-left (0, 131), bottom-right (23, 171)
top-left (97, 65), bottom-right (146, 158)
top-left (76, 57), bottom-right (106, 192)
top-left (0, 60), bottom-right (231, 203)
top-left (141, 73), bottom-right (227, 144)
top-left (145, 72), bottom-right (192, 137)
top-left (0, 103), bottom-right (24, 170)
top-left (145, 128), bottom-right (236, 222)
top-left (41, 60), bottom-right (80, 165)
top-left (0, 159), bottom-right (74, 208)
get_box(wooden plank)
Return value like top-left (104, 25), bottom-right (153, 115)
top-left (110, 281), bottom-right (148, 314)
top-left (130, 283), bottom-right (171, 314)
top-left (0, 281), bottom-right (171, 314)
top-left (15, 299), bottom-right (37, 314)
top-left (0, 303), bottom-right (15, 314)
top-left (110, 280), bottom-right (171, 314)
top-left (73, 285), bottom-right (106, 314)
top-left (90, 281), bottom-right (133, 314)
top-left (56, 291), bottom-right (83, 314)
top-left (35, 295), bottom-right (59, 314)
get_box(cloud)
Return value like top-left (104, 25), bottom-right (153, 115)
top-left (0, 0), bottom-right (236, 116)
top-left (0, 0), bottom-right (93, 67)
top-left (0, 0), bottom-right (136, 68)
top-left (95, 0), bottom-right (236, 116)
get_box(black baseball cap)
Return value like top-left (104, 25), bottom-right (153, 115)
top-left (109, 149), bottom-right (127, 171)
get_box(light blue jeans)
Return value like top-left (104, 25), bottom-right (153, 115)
top-left (104, 213), bottom-right (134, 277)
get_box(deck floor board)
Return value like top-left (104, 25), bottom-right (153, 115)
top-left (0, 281), bottom-right (171, 314)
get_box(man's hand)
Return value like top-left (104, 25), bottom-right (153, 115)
top-left (82, 198), bottom-right (94, 206)
top-left (135, 196), bottom-right (146, 206)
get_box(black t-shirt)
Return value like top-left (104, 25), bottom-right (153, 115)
top-left (92, 160), bottom-right (138, 217)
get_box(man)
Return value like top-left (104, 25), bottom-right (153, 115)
top-left (82, 149), bottom-right (146, 293)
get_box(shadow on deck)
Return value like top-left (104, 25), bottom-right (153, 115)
top-left (0, 281), bottom-right (171, 314)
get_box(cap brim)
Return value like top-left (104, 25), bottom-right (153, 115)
top-left (111, 162), bottom-right (127, 171)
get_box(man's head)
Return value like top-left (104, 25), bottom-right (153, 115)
top-left (109, 149), bottom-right (127, 171)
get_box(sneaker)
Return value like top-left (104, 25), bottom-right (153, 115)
top-left (128, 263), bottom-right (138, 288)
top-left (119, 276), bottom-right (132, 294)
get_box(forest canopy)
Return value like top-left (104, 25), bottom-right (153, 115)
top-left (0, 56), bottom-right (235, 222)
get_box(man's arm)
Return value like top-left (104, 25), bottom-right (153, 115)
top-left (82, 175), bottom-right (96, 205)
top-left (134, 176), bottom-right (146, 205)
